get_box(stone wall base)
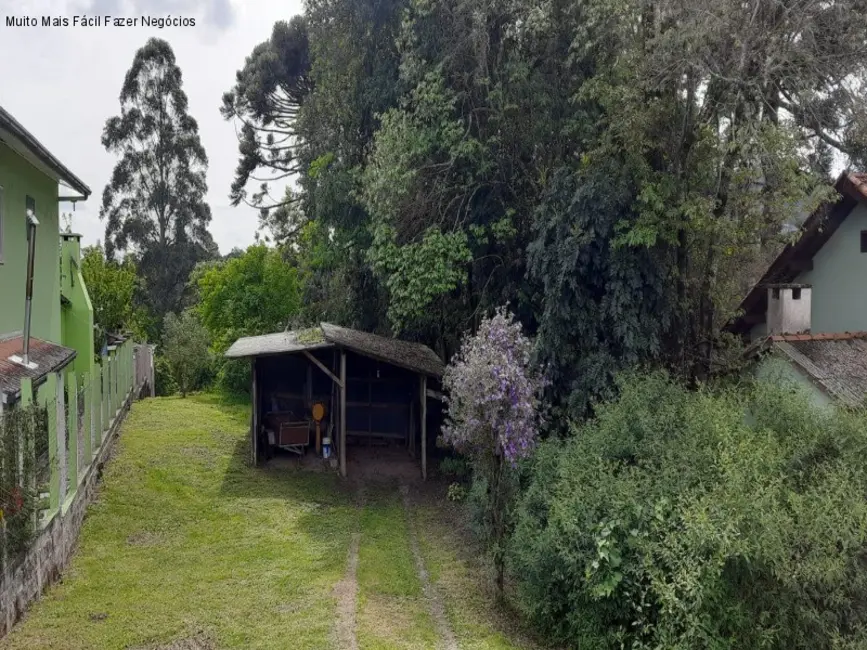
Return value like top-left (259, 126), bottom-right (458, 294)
top-left (0, 387), bottom-right (136, 637)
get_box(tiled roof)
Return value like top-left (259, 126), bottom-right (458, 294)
top-left (225, 324), bottom-right (445, 377)
top-left (770, 332), bottom-right (867, 407)
top-left (0, 334), bottom-right (77, 400)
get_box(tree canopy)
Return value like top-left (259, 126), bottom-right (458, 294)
top-left (100, 37), bottom-right (217, 332)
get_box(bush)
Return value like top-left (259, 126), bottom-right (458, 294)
top-left (153, 355), bottom-right (178, 396)
top-left (163, 311), bottom-right (212, 397)
top-left (216, 358), bottom-right (250, 396)
top-left (510, 370), bottom-right (867, 649)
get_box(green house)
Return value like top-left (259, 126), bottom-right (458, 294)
top-left (0, 104), bottom-right (93, 408)
top-left (730, 172), bottom-right (867, 407)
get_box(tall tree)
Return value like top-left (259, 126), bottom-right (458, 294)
top-left (100, 38), bottom-right (217, 332)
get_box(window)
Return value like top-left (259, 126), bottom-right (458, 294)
top-left (861, 230), bottom-right (867, 253)
top-left (792, 287), bottom-right (802, 300)
top-left (772, 288), bottom-right (780, 300)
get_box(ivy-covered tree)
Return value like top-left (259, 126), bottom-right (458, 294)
top-left (100, 38), bottom-right (217, 332)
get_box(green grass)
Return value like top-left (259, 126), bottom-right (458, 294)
top-left (0, 394), bottom-right (539, 650)
top-left (412, 501), bottom-right (544, 650)
top-left (356, 488), bottom-right (437, 650)
top-left (1, 395), bottom-right (356, 650)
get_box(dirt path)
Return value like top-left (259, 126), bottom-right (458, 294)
top-left (334, 486), bottom-right (365, 650)
top-left (401, 485), bottom-right (460, 650)
top-left (333, 532), bottom-right (360, 650)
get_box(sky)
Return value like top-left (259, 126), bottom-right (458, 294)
top-left (0, 0), bottom-right (303, 254)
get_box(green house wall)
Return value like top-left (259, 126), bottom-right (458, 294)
top-left (755, 355), bottom-right (833, 410)
top-left (797, 202), bottom-right (867, 333)
top-left (60, 234), bottom-right (95, 374)
top-left (0, 140), bottom-right (62, 343)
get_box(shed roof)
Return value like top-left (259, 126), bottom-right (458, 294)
top-left (727, 171), bottom-right (867, 335)
top-left (320, 323), bottom-right (444, 377)
top-left (0, 334), bottom-right (77, 401)
top-left (763, 332), bottom-right (867, 407)
top-left (0, 105), bottom-right (91, 198)
top-left (224, 328), bottom-right (331, 358)
top-left (225, 324), bottom-right (445, 378)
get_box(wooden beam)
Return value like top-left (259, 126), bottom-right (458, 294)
top-left (420, 375), bottom-right (427, 480)
top-left (251, 358), bottom-right (259, 466)
top-left (425, 388), bottom-right (444, 401)
top-left (340, 350), bottom-right (347, 478)
top-left (303, 350), bottom-right (344, 388)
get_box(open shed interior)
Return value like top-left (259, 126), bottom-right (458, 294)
top-left (255, 347), bottom-right (441, 467)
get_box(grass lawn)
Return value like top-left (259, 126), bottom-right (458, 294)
top-left (0, 395), bottom-right (540, 650)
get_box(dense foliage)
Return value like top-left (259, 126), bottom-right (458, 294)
top-left (81, 245), bottom-right (148, 352)
top-left (194, 244), bottom-right (301, 392)
top-left (100, 38), bottom-right (217, 336)
top-left (511, 369), bottom-right (867, 649)
top-left (161, 311), bottom-right (212, 398)
top-left (442, 309), bottom-right (542, 590)
top-left (224, 0), bottom-right (867, 410)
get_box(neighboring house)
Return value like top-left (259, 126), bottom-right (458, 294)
top-left (0, 104), bottom-right (93, 408)
top-left (729, 171), bottom-right (867, 406)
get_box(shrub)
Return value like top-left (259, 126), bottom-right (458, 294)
top-left (153, 355), bottom-right (178, 396)
top-left (162, 311), bottom-right (212, 397)
top-left (510, 370), bottom-right (867, 649)
top-left (442, 308), bottom-right (543, 591)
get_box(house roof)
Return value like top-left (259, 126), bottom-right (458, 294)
top-left (0, 105), bottom-right (91, 199)
top-left (0, 334), bottom-right (77, 401)
top-left (225, 323), bottom-right (445, 377)
top-left (727, 171), bottom-right (867, 335)
top-left (762, 332), bottom-right (867, 407)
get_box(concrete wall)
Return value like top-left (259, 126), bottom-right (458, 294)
top-left (0, 141), bottom-right (61, 342)
top-left (798, 202), bottom-right (867, 333)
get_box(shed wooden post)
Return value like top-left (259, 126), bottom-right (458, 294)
top-left (420, 374), bottom-right (427, 480)
top-left (251, 358), bottom-right (259, 466)
top-left (340, 349), bottom-right (347, 477)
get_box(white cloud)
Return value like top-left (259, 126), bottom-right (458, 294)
top-left (0, 0), bottom-right (302, 253)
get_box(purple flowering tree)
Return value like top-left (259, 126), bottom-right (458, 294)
top-left (442, 308), bottom-right (543, 592)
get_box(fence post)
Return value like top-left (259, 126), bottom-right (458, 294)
top-left (67, 373), bottom-right (78, 493)
top-left (101, 362), bottom-right (109, 437)
top-left (55, 372), bottom-right (67, 508)
top-left (82, 372), bottom-right (92, 468)
top-left (96, 366), bottom-right (104, 446)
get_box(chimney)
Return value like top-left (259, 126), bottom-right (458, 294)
top-left (766, 284), bottom-right (811, 335)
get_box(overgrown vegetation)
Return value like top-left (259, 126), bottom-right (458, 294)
top-left (510, 371), bottom-right (867, 649)
top-left (0, 403), bottom-right (48, 565)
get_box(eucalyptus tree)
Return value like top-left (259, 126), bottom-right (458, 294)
top-left (100, 37), bottom-right (216, 331)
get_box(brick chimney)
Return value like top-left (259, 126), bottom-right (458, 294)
top-left (766, 284), bottom-right (811, 335)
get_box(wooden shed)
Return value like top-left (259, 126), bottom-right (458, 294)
top-left (224, 323), bottom-right (444, 478)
